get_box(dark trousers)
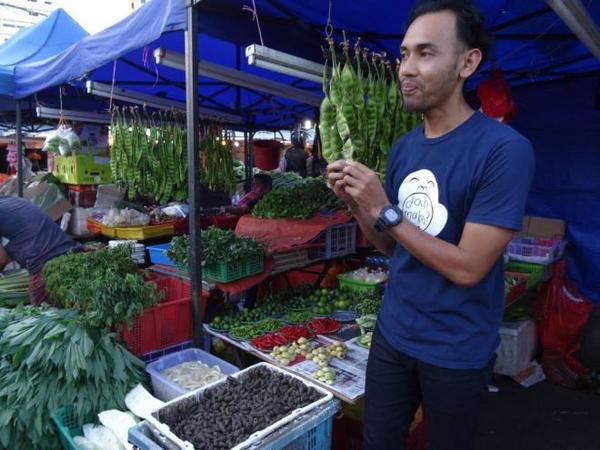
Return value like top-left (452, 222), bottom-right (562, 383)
top-left (363, 327), bottom-right (494, 450)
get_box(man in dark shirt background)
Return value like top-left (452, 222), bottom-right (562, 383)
top-left (0, 195), bottom-right (79, 305)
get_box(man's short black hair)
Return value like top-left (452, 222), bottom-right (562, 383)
top-left (407, 0), bottom-right (494, 67)
top-left (253, 173), bottom-right (273, 190)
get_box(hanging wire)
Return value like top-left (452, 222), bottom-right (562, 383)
top-left (243, 0), bottom-right (265, 46)
top-left (325, 0), bottom-right (333, 39)
top-left (109, 59), bottom-right (118, 111)
top-left (58, 86), bottom-right (65, 126)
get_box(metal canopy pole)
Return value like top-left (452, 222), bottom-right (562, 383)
top-left (16, 100), bottom-right (23, 197)
top-left (185, 0), bottom-right (203, 346)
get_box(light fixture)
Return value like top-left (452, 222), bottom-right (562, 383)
top-left (86, 81), bottom-right (245, 124)
top-left (546, 0), bottom-right (600, 61)
top-left (36, 106), bottom-right (110, 124)
top-left (154, 48), bottom-right (322, 107)
top-left (245, 44), bottom-right (327, 84)
top-left (303, 119), bottom-right (313, 129)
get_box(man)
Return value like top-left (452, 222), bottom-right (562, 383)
top-left (223, 173), bottom-right (272, 216)
top-left (327, 1), bottom-right (535, 449)
top-left (278, 127), bottom-right (308, 177)
top-left (0, 195), bottom-right (79, 305)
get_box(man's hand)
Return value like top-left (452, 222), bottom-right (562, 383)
top-left (341, 161), bottom-right (390, 219)
top-left (0, 245), bottom-right (11, 272)
top-left (326, 160), bottom-right (358, 209)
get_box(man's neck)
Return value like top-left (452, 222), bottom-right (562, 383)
top-left (422, 93), bottom-right (475, 139)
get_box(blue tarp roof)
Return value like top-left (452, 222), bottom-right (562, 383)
top-left (0, 8), bottom-right (88, 97)
top-left (13, 0), bottom-right (600, 127)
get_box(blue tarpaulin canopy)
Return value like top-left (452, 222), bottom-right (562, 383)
top-left (9, 0), bottom-right (600, 303)
top-left (0, 8), bottom-right (88, 97)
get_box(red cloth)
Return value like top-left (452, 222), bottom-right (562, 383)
top-left (235, 209), bottom-right (352, 252)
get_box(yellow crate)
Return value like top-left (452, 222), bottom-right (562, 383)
top-left (115, 223), bottom-right (175, 240)
top-left (100, 223), bottom-right (118, 238)
top-left (54, 155), bottom-right (112, 184)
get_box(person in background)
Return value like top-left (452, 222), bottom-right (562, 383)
top-left (0, 195), bottom-right (80, 305)
top-left (327, 1), bottom-right (534, 449)
top-left (222, 173), bottom-right (272, 216)
top-left (306, 143), bottom-right (328, 177)
top-left (278, 127), bottom-right (308, 177)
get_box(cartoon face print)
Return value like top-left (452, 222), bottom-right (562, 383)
top-left (397, 169), bottom-right (448, 236)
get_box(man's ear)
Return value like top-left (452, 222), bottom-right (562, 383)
top-left (460, 48), bottom-right (483, 80)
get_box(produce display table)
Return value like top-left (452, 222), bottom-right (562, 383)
top-left (203, 323), bottom-right (368, 405)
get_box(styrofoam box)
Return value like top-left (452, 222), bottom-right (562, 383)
top-left (146, 348), bottom-right (239, 402)
top-left (146, 362), bottom-right (334, 450)
top-left (494, 320), bottom-right (538, 376)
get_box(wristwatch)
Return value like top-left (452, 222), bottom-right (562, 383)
top-left (374, 205), bottom-right (403, 232)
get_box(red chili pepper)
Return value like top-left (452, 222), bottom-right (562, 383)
top-left (278, 325), bottom-right (314, 341)
top-left (251, 332), bottom-right (289, 350)
top-left (308, 318), bottom-right (340, 334)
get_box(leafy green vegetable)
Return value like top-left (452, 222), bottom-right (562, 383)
top-left (0, 307), bottom-right (145, 449)
top-left (43, 247), bottom-right (161, 329)
top-left (252, 177), bottom-right (343, 220)
top-left (167, 227), bottom-right (265, 268)
top-left (0, 270), bottom-right (29, 307)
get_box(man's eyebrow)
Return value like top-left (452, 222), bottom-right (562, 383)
top-left (400, 42), bottom-right (439, 52)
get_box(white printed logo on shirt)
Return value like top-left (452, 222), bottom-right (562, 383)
top-left (397, 169), bottom-right (448, 236)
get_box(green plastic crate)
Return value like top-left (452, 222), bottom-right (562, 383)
top-left (337, 272), bottom-right (382, 295)
top-left (204, 254), bottom-right (264, 283)
top-left (177, 254), bottom-right (264, 283)
top-left (52, 406), bottom-right (84, 450)
top-left (505, 262), bottom-right (545, 289)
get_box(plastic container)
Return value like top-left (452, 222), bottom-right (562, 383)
top-left (505, 236), bottom-right (566, 265)
top-left (494, 319), bottom-right (538, 376)
top-left (272, 248), bottom-right (310, 274)
top-left (85, 217), bottom-right (102, 234)
top-left (115, 222), bottom-right (176, 240)
top-left (147, 243), bottom-right (175, 267)
top-left (146, 348), bottom-right (239, 401)
top-left (146, 362), bottom-right (334, 450)
top-left (52, 406), bottom-right (93, 450)
top-left (337, 271), bottom-right (382, 295)
top-left (203, 253), bottom-right (264, 283)
top-left (504, 272), bottom-right (529, 307)
top-left (505, 261), bottom-right (546, 289)
top-left (54, 154), bottom-right (111, 184)
top-left (253, 139), bottom-right (283, 170)
top-left (120, 276), bottom-right (197, 356)
top-left (141, 340), bottom-right (193, 364)
top-left (129, 399), bottom-right (339, 450)
top-left (68, 207), bottom-right (95, 237)
top-left (312, 222), bottom-right (357, 260)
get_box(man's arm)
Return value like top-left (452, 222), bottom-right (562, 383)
top-left (339, 160), bottom-right (514, 287)
top-left (0, 245), bottom-right (12, 272)
top-left (224, 205), bottom-right (250, 216)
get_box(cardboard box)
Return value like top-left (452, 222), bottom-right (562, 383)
top-left (24, 182), bottom-right (72, 222)
top-left (519, 216), bottom-right (565, 239)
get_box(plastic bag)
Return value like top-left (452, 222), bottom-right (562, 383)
top-left (534, 261), bottom-right (594, 387)
top-left (42, 125), bottom-right (81, 156)
top-left (534, 261), bottom-right (593, 352)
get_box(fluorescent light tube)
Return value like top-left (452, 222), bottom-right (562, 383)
top-left (245, 44), bottom-right (326, 84)
top-left (154, 48), bottom-right (322, 107)
top-left (86, 81), bottom-right (244, 124)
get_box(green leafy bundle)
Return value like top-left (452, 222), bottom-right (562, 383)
top-left (0, 307), bottom-right (145, 449)
top-left (0, 269), bottom-right (29, 307)
top-left (252, 177), bottom-right (342, 220)
top-left (320, 39), bottom-right (421, 179)
top-left (43, 247), bottom-right (161, 329)
top-left (167, 227), bottom-right (265, 268)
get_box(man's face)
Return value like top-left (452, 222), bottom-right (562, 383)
top-left (399, 11), bottom-right (466, 113)
top-left (252, 179), bottom-right (268, 197)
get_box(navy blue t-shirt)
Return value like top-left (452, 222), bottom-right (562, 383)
top-left (0, 196), bottom-right (78, 274)
top-left (378, 112), bottom-right (535, 369)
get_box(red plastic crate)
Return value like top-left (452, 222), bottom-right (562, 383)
top-left (121, 275), bottom-right (200, 356)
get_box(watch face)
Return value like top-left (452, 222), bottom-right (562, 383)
top-left (384, 209), bottom-right (399, 221)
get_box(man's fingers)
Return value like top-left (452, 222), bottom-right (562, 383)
top-left (342, 163), bottom-right (370, 181)
top-left (342, 174), bottom-right (362, 188)
top-left (326, 159), bottom-right (348, 174)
